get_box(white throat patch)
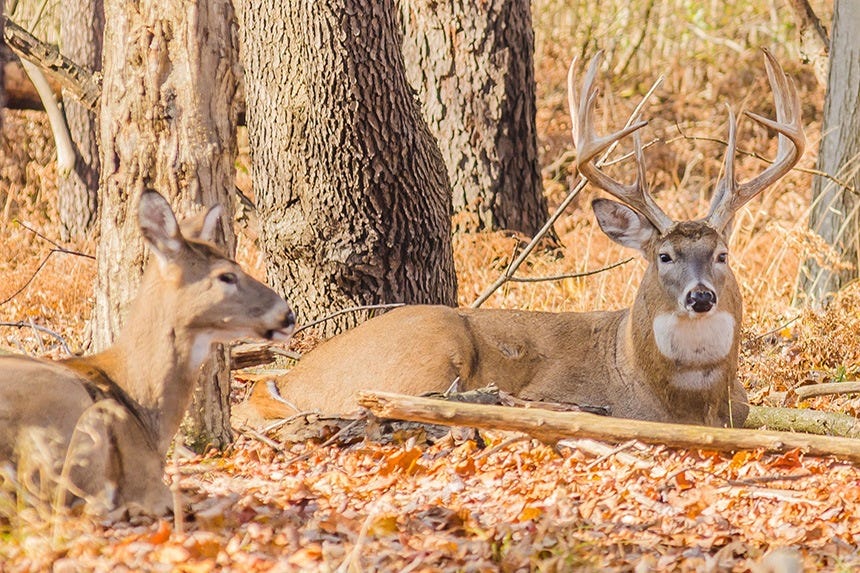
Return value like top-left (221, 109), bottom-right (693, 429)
top-left (188, 333), bottom-right (216, 374)
top-left (652, 311), bottom-right (735, 366)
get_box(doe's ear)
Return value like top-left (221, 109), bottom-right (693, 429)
top-left (592, 198), bottom-right (658, 254)
top-left (137, 190), bottom-right (185, 261)
top-left (178, 204), bottom-right (223, 242)
top-left (198, 204), bottom-right (223, 243)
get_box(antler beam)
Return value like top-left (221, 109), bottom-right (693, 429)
top-left (568, 51), bottom-right (673, 234)
top-left (706, 49), bottom-right (806, 231)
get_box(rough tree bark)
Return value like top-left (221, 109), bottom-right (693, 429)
top-left (240, 0), bottom-right (457, 337)
top-left (95, 0), bottom-right (240, 451)
top-left (786, 0), bottom-right (830, 87)
top-left (58, 0), bottom-right (102, 242)
top-left (799, 1), bottom-right (860, 304)
top-left (399, 0), bottom-right (549, 235)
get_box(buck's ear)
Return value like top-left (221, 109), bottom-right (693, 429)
top-left (138, 190), bottom-right (185, 261)
top-left (592, 198), bottom-right (657, 253)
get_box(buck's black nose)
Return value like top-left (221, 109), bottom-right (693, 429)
top-left (686, 287), bottom-right (716, 313)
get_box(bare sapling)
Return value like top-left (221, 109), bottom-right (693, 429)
top-left (244, 49), bottom-right (803, 428)
top-left (0, 190), bottom-right (295, 514)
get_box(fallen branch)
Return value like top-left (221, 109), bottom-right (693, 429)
top-left (746, 405), bottom-right (860, 438)
top-left (794, 382), bottom-right (860, 400)
top-left (2, 16), bottom-right (101, 110)
top-left (357, 391), bottom-right (860, 463)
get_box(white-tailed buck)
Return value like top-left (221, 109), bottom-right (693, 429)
top-left (0, 191), bottom-right (295, 514)
top-left (245, 50), bottom-right (803, 428)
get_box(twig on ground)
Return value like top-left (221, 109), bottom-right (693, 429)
top-left (235, 424), bottom-right (286, 454)
top-left (507, 257), bottom-right (634, 283)
top-left (795, 382), bottom-right (860, 400)
top-left (28, 317), bottom-right (46, 354)
top-left (744, 316), bottom-right (800, 346)
top-left (0, 221), bottom-right (95, 307)
top-left (15, 221), bottom-right (96, 258)
top-left (584, 439), bottom-right (640, 469)
top-left (473, 435), bottom-right (531, 461)
top-left (170, 450), bottom-right (185, 535)
top-left (282, 416), bottom-right (365, 466)
top-left (295, 303), bottom-right (405, 335)
top-left (0, 321), bottom-right (72, 355)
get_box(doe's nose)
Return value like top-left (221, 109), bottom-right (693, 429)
top-left (283, 309), bottom-right (297, 330)
top-left (686, 287), bottom-right (716, 313)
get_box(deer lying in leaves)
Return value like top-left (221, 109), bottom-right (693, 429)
top-left (0, 190), bottom-right (295, 514)
top-left (246, 50), bottom-right (803, 428)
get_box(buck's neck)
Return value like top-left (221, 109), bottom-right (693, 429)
top-left (626, 268), bottom-right (741, 395)
top-left (86, 272), bottom-right (209, 455)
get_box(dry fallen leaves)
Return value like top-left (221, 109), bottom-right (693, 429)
top-left (2, 432), bottom-right (859, 571)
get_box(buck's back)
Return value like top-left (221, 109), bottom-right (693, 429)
top-left (267, 305), bottom-right (629, 415)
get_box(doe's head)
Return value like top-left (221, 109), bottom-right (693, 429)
top-left (137, 190), bottom-right (295, 342)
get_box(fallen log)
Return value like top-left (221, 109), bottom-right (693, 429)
top-left (357, 391), bottom-right (860, 463)
top-left (746, 405), bottom-right (860, 439)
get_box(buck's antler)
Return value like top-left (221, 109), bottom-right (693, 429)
top-left (569, 51), bottom-right (673, 234)
top-left (706, 49), bottom-right (805, 231)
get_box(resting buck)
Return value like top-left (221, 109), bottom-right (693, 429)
top-left (0, 190), bottom-right (295, 514)
top-left (246, 50), bottom-right (803, 428)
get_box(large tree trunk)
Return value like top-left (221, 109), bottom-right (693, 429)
top-left (95, 0), bottom-right (240, 451)
top-left (399, 0), bottom-right (549, 236)
top-left (799, 0), bottom-right (860, 305)
top-left (58, 0), bottom-right (102, 242)
top-left (240, 0), bottom-right (457, 337)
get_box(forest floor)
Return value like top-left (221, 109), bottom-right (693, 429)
top-left (1, 1), bottom-right (859, 571)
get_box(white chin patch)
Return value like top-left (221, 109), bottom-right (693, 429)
top-left (652, 311), bottom-right (735, 366)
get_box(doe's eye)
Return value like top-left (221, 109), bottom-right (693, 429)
top-left (716, 252), bottom-right (728, 264)
top-left (658, 253), bottom-right (673, 263)
top-left (218, 272), bottom-right (238, 285)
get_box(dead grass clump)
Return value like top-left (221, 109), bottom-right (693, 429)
top-left (742, 283), bottom-right (860, 408)
top-left (0, 110), bottom-right (97, 355)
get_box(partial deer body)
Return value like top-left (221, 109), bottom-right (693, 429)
top-left (0, 191), bottom-right (294, 514)
top-left (245, 50), bottom-right (803, 428)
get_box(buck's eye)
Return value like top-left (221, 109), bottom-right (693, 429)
top-left (658, 253), bottom-right (673, 263)
top-left (218, 272), bottom-right (238, 285)
top-left (716, 252), bottom-right (728, 264)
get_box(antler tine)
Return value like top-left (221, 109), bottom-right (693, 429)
top-left (568, 51), bottom-right (673, 233)
top-left (707, 49), bottom-right (806, 231)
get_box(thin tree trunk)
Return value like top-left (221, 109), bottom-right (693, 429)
top-left (240, 0), bottom-right (457, 337)
top-left (399, 0), bottom-right (550, 236)
top-left (798, 1), bottom-right (860, 305)
top-left (58, 0), bottom-right (102, 242)
top-left (96, 0), bottom-right (240, 451)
